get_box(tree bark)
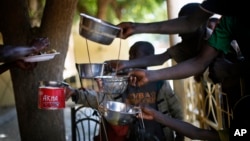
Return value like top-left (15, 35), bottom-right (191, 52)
top-left (97, 0), bottom-right (112, 20)
top-left (0, 0), bottom-right (78, 140)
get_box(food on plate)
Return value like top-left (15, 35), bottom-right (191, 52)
top-left (29, 49), bottom-right (58, 56)
top-left (40, 49), bottom-right (58, 54)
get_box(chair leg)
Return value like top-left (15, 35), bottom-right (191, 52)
top-left (71, 107), bottom-right (76, 141)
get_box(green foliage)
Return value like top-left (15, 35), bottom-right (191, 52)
top-left (74, 0), bottom-right (169, 43)
top-left (119, 0), bottom-right (167, 22)
top-left (76, 0), bottom-right (167, 24)
top-left (73, 0), bottom-right (97, 24)
top-left (26, 0), bottom-right (167, 31)
top-left (79, 0), bottom-right (97, 15)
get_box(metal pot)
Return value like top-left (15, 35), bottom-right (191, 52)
top-left (76, 63), bottom-right (105, 79)
top-left (103, 101), bottom-right (140, 125)
top-left (79, 13), bottom-right (121, 45)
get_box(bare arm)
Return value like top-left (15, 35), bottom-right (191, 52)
top-left (139, 106), bottom-right (220, 140)
top-left (124, 51), bottom-right (170, 68)
top-left (0, 37), bottom-right (49, 62)
top-left (65, 87), bottom-right (106, 109)
top-left (118, 8), bottom-right (212, 39)
top-left (105, 47), bottom-right (171, 71)
top-left (152, 44), bottom-right (218, 80)
top-left (0, 45), bottom-right (36, 62)
top-left (126, 51), bottom-right (170, 68)
top-left (155, 109), bottom-right (220, 140)
top-left (106, 39), bottom-right (200, 71)
top-left (129, 44), bottom-right (219, 87)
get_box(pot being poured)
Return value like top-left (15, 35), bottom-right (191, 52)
top-left (79, 13), bottom-right (121, 45)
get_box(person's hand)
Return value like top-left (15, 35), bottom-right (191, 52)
top-left (104, 60), bottom-right (127, 72)
top-left (94, 78), bottom-right (103, 92)
top-left (137, 105), bottom-right (156, 120)
top-left (0, 37), bottom-right (50, 63)
top-left (128, 69), bottom-right (149, 87)
top-left (30, 37), bottom-right (50, 54)
top-left (15, 37), bottom-right (49, 70)
top-left (65, 86), bottom-right (77, 101)
top-left (15, 60), bottom-right (37, 70)
top-left (117, 22), bottom-right (135, 39)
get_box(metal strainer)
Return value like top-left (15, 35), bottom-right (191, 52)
top-left (95, 75), bottom-right (128, 95)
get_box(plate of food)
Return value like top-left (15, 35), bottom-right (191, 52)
top-left (22, 52), bottom-right (60, 62)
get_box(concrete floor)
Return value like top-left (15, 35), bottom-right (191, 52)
top-left (0, 106), bottom-right (73, 141)
top-left (0, 106), bottom-right (20, 141)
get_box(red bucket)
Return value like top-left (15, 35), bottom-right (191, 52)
top-left (38, 81), bottom-right (67, 110)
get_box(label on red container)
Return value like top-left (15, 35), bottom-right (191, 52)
top-left (38, 87), bottom-right (65, 110)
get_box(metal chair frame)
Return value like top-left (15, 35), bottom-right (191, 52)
top-left (71, 106), bottom-right (100, 141)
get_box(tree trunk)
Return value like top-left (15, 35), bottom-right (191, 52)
top-left (97, 0), bottom-right (112, 19)
top-left (0, 0), bottom-right (78, 140)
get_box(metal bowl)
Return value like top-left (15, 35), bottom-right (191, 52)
top-left (103, 101), bottom-right (140, 125)
top-left (96, 75), bottom-right (128, 94)
top-left (79, 13), bottom-right (121, 45)
top-left (76, 63), bottom-right (105, 79)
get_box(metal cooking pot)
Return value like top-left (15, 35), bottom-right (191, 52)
top-left (103, 101), bottom-right (140, 125)
top-left (76, 63), bottom-right (105, 79)
top-left (79, 13), bottom-right (121, 45)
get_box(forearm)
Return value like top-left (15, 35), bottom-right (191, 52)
top-left (157, 116), bottom-right (196, 139)
top-left (147, 57), bottom-right (207, 82)
top-left (134, 17), bottom-right (199, 35)
top-left (73, 89), bottom-right (106, 109)
top-left (155, 112), bottom-right (219, 140)
top-left (0, 45), bottom-right (34, 62)
top-left (124, 53), bottom-right (169, 69)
